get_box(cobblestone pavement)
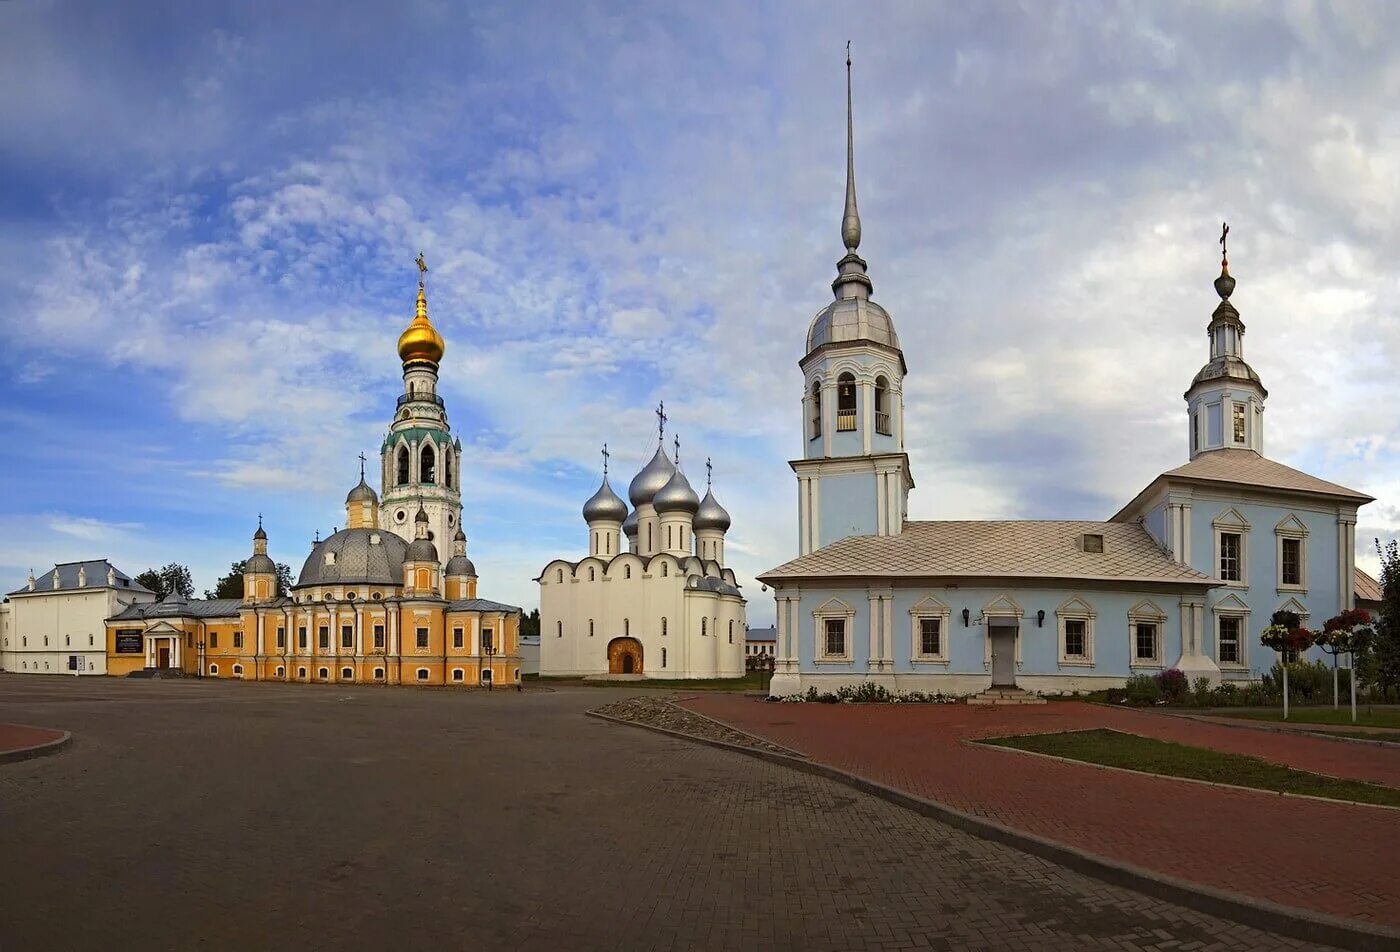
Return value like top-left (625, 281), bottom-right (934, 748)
top-left (683, 694), bottom-right (1400, 930)
top-left (0, 676), bottom-right (1339, 951)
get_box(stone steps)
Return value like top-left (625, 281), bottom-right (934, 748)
top-left (968, 688), bottom-right (1047, 706)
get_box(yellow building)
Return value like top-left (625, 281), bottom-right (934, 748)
top-left (106, 260), bottom-right (523, 687)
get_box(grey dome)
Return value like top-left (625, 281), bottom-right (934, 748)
top-left (628, 447), bottom-right (675, 507)
top-left (405, 538), bottom-right (438, 562)
top-left (653, 468), bottom-right (699, 515)
top-left (694, 489), bottom-right (731, 532)
top-left (296, 528), bottom-right (407, 588)
top-left (245, 554), bottom-right (278, 575)
top-left (253, 524), bottom-right (267, 541)
top-left (159, 591), bottom-right (188, 606)
top-left (453, 526), bottom-right (466, 542)
top-left (582, 477), bottom-right (628, 524)
top-left (415, 505), bottom-right (429, 523)
top-left (806, 296), bottom-right (899, 354)
top-left (346, 478), bottom-right (378, 504)
top-left (622, 508), bottom-right (639, 537)
top-left (445, 555), bottom-right (477, 577)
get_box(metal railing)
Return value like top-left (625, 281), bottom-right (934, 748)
top-left (875, 411), bottom-right (892, 435)
top-left (396, 392), bottom-right (445, 408)
top-left (836, 410), bottom-right (858, 432)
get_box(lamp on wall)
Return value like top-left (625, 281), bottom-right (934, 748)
top-left (961, 608), bottom-right (970, 628)
top-left (1037, 610), bottom-right (1046, 628)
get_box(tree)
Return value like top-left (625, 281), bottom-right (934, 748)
top-left (1370, 539), bottom-right (1400, 701)
top-left (134, 563), bottom-right (194, 600)
top-left (1260, 609), bottom-right (1312, 719)
top-left (1317, 609), bottom-right (1374, 721)
top-left (204, 560), bottom-right (294, 599)
top-left (520, 609), bottom-right (540, 639)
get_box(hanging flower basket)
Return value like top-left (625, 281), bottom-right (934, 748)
top-left (1259, 623), bottom-right (1314, 655)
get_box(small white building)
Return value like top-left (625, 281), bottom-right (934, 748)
top-left (538, 439), bottom-right (747, 679)
top-left (745, 626), bottom-right (776, 668)
top-left (2, 561), bottom-right (156, 675)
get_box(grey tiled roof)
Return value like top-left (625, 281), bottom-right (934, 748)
top-left (9, 560), bottom-right (152, 597)
top-left (108, 598), bottom-right (243, 621)
top-left (1162, 450), bottom-right (1373, 502)
top-left (760, 521), bottom-right (1215, 586)
top-left (296, 528), bottom-right (408, 588)
top-left (746, 626), bottom-right (777, 643)
top-left (446, 598), bottom-right (522, 614)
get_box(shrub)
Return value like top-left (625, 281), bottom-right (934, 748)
top-left (1155, 668), bottom-right (1189, 703)
top-left (1190, 677), bottom-right (1213, 707)
top-left (1262, 661), bottom-right (1331, 703)
top-left (1124, 674), bottom-right (1162, 705)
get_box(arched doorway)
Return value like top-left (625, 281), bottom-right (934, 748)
top-left (607, 637), bottom-right (643, 675)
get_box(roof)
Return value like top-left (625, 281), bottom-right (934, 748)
top-left (8, 560), bottom-right (153, 597)
top-left (1356, 569), bottom-right (1384, 605)
top-left (1116, 450), bottom-right (1372, 520)
top-left (759, 521), bottom-right (1215, 586)
top-left (445, 598), bottom-right (522, 614)
top-left (746, 626), bottom-right (777, 643)
top-left (109, 598), bottom-right (243, 622)
top-left (296, 528), bottom-right (408, 588)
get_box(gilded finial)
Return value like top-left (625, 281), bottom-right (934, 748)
top-left (416, 251), bottom-right (428, 285)
top-left (841, 41), bottom-right (861, 253)
top-left (398, 250), bottom-right (445, 365)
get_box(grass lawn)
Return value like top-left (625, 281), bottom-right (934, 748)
top-left (1215, 707), bottom-right (1400, 729)
top-left (979, 728), bottom-right (1400, 808)
top-left (532, 671), bottom-right (772, 692)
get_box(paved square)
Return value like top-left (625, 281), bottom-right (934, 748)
top-left (0, 676), bottom-right (1337, 950)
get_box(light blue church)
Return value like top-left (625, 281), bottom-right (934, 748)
top-left (761, 62), bottom-right (1376, 698)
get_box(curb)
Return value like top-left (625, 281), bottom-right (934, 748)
top-left (0, 727), bottom-right (72, 767)
top-left (590, 707), bottom-right (1400, 952)
top-left (1096, 702), bottom-right (1400, 751)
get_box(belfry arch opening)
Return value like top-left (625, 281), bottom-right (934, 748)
top-left (809, 380), bottom-right (821, 439)
top-left (836, 373), bottom-right (857, 431)
top-left (874, 375), bottom-right (891, 435)
top-left (396, 446), bottom-right (410, 486)
top-left (421, 444), bottom-right (436, 484)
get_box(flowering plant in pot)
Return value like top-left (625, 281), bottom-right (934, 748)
top-left (1317, 608), bottom-right (1375, 722)
top-left (1260, 610), bottom-right (1313, 719)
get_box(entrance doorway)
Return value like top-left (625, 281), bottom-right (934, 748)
top-left (990, 626), bottom-right (1017, 687)
top-left (157, 645), bottom-right (171, 669)
top-left (607, 637), bottom-right (643, 675)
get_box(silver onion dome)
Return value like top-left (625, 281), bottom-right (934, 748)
top-left (346, 477), bottom-right (378, 505)
top-left (445, 555), bottom-right (477, 577)
top-left (694, 489), bottom-right (731, 532)
top-left (653, 468), bottom-right (699, 515)
top-left (405, 537), bottom-right (438, 562)
top-left (628, 446), bottom-right (676, 507)
top-left (244, 553), bottom-right (278, 575)
top-left (622, 508), bottom-right (639, 537)
top-left (582, 477), bottom-right (628, 524)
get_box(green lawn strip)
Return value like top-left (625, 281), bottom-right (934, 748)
top-left (1215, 707), bottom-right (1400, 729)
top-left (979, 728), bottom-right (1400, 808)
top-left (531, 673), bottom-right (771, 692)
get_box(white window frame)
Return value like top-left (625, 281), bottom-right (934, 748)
top-left (1213, 596), bottom-right (1250, 670)
top-left (813, 598), bottom-right (855, 663)
top-left (1275, 515), bottom-right (1308, 594)
top-left (416, 668), bottom-right (430, 681)
top-left (908, 595), bottom-right (951, 664)
top-left (1056, 596), bottom-right (1096, 667)
top-left (1213, 508), bottom-right (1251, 588)
top-left (1231, 401), bottom-right (1247, 445)
top-left (1127, 598), bottom-right (1168, 669)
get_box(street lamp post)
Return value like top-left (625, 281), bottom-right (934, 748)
top-left (482, 630), bottom-right (495, 692)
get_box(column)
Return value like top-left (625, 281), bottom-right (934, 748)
top-left (882, 596), bottom-right (893, 666)
top-left (894, 390), bottom-right (904, 451)
top-left (810, 477), bottom-right (821, 552)
top-left (861, 379), bottom-right (873, 455)
top-left (867, 592), bottom-right (880, 671)
top-left (821, 381), bottom-right (835, 458)
top-left (775, 595), bottom-right (788, 665)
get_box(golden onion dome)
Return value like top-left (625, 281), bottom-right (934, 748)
top-left (397, 285), bottom-right (445, 365)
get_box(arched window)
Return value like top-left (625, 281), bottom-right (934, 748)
top-left (318, 667), bottom-right (329, 680)
top-left (660, 561), bottom-right (668, 577)
top-left (728, 620), bottom-right (734, 644)
top-left (588, 566), bottom-right (596, 581)
top-left (209, 664), bottom-right (219, 676)
top-left (661, 617), bottom-right (667, 636)
top-left (810, 380), bottom-right (821, 439)
top-left (588, 620), bottom-right (594, 637)
top-left (874, 375), bottom-right (891, 435)
top-left (624, 564), bottom-right (632, 579)
top-left (556, 621), bottom-right (562, 638)
top-left (701, 618), bottom-right (708, 637)
top-left (444, 451), bottom-right (453, 489)
top-left (557, 569), bottom-right (564, 583)
top-left (661, 647), bottom-right (667, 668)
top-left (420, 444), bottom-right (436, 484)
top-left (624, 618), bottom-right (630, 636)
top-left (275, 666), bottom-right (285, 678)
top-left (836, 372), bottom-right (857, 431)
top-left (341, 667), bottom-right (353, 680)
top-left (396, 446), bottom-right (410, 485)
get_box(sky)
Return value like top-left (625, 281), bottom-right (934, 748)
top-left (1, 0), bottom-right (1397, 621)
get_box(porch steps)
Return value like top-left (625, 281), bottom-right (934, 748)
top-left (968, 688), bottom-right (1047, 706)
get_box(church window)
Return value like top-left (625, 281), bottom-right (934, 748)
top-left (1232, 403), bottom-right (1246, 444)
top-left (1218, 616), bottom-right (1242, 665)
top-left (1135, 624), bottom-right (1159, 663)
top-left (647, 523), bottom-right (653, 550)
top-left (341, 626), bottom-right (353, 649)
top-left (480, 668), bottom-right (493, 685)
top-left (277, 627), bottom-right (285, 649)
top-left (919, 618), bottom-right (942, 657)
top-left (701, 618), bottom-right (708, 637)
top-left (397, 447), bottom-right (410, 486)
top-left (624, 618), bottom-right (630, 636)
top-left (1219, 533), bottom-right (1242, 582)
top-left (836, 373), bottom-right (857, 431)
top-left (874, 376), bottom-right (891, 435)
top-left (661, 617), bottom-right (667, 636)
top-left (318, 667), bottom-right (329, 680)
top-left (232, 664), bottom-right (243, 677)
top-left (233, 631), bottom-right (243, 649)
top-left (482, 628), bottom-right (494, 652)
top-left (453, 669), bottom-right (463, 682)
top-left (624, 565), bottom-right (632, 579)
top-left (556, 569), bottom-right (564, 583)
top-left (373, 667), bottom-right (384, 680)
top-left (210, 632), bottom-right (219, 649)
top-left (667, 525), bottom-right (672, 549)
top-left (298, 667), bottom-right (307, 679)
top-left (660, 561), bottom-right (668, 578)
top-left (416, 668), bottom-right (430, 681)
top-left (275, 666), bottom-right (285, 678)
top-left (661, 647), bottom-right (667, 668)
top-left (444, 452), bottom-right (453, 490)
top-left (298, 626), bottom-right (307, 649)
top-left (1063, 619), bottom-right (1086, 659)
top-left (319, 626), bottom-right (329, 649)
top-left (556, 621), bottom-right (562, 638)
top-left (421, 445), bottom-right (436, 484)
top-left (588, 620), bottom-right (594, 637)
top-left (373, 625), bottom-right (385, 648)
top-left (209, 664), bottom-right (219, 676)
top-left (89, 634), bottom-right (94, 646)
top-left (416, 627), bottom-right (429, 649)
top-left (65, 635), bottom-right (69, 646)
top-left (453, 627), bottom-right (464, 649)
top-left (728, 620), bottom-right (734, 643)
top-left (341, 667), bottom-right (353, 680)
top-left (823, 618), bottom-right (846, 658)
top-left (809, 381), bottom-right (821, 440)
top-left (589, 567), bottom-right (596, 581)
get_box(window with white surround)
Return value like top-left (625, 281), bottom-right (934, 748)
top-left (1056, 596), bottom-right (1096, 666)
top-left (1127, 599), bottom-right (1168, 668)
top-left (1232, 402), bottom-right (1246, 444)
top-left (1213, 594), bottom-right (1250, 669)
top-left (1213, 509), bottom-right (1250, 586)
top-left (909, 595), bottom-right (951, 663)
top-left (341, 667), bottom-right (353, 680)
top-left (1275, 515), bottom-right (1308, 592)
top-left (813, 598), bottom-right (855, 662)
top-left (417, 668), bottom-right (429, 681)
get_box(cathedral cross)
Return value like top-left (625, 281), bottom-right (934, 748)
top-left (673, 434), bottom-right (681, 466)
top-left (1219, 221), bottom-right (1229, 262)
top-left (601, 443), bottom-right (610, 478)
top-left (655, 401), bottom-right (667, 441)
top-left (358, 451), bottom-right (368, 480)
top-left (706, 457), bottom-right (713, 489)
top-left (415, 251), bottom-right (428, 287)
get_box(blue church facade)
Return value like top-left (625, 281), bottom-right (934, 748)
top-left (762, 60), bottom-right (1374, 697)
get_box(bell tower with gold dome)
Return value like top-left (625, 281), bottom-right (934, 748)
top-left (378, 254), bottom-right (463, 559)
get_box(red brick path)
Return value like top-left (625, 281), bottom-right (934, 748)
top-left (0, 723), bottom-right (66, 756)
top-left (681, 696), bottom-right (1400, 929)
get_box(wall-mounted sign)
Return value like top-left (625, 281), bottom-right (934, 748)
top-left (115, 630), bottom-right (143, 654)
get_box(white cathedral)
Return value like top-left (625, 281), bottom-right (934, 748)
top-left (537, 429), bottom-right (747, 679)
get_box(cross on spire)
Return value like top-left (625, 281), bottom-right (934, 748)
top-left (358, 451), bottom-right (367, 480)
top-left (1219, 221), bottom-right (1229, 265)
top-left (257, 512), bottom-right (262, 529)
top-left (706, 457), bottom-right (713, 489)
top-left (415, 251), bottom-right (428, 288)
top-left (656, 401), bottom-right (667, 441)
top-left (673, 434), bottom-right (681, 467)
top-left (601, 442), bottom-right (610, 478)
